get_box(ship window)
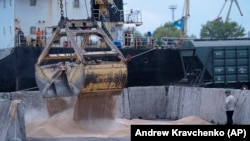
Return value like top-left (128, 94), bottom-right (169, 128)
top-left (30, 26), bottom-right (36, 34)
top-left (73, 0), bottom-right (80, 8)
top-left (3, 0), bottom-right (6, 8)
top-left (9, 0), bottom-right (12, 6)
top-left (30, 0), bottom-right (36, 6)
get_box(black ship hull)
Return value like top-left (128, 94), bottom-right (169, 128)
top-left (0, 47), bottom-right (183, 92)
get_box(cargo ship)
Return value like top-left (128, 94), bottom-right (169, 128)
top-left (0, 0), bottom-right (184, 92)
top-left (1, 0), bottom-right (249, 93)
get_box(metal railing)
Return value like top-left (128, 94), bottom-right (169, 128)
top-left (124, 9), bottom-right (142, 25)
top-left (15, 34), bottom-right (26, 47)
top-left (15, 31), bottom-right (196, 50)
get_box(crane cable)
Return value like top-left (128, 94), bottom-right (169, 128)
top-left (60, 0), bottom-right (64, 19)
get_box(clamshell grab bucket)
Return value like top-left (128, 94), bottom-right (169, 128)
top-left (35, 19), bottom-right (128, 98)
top-left (35, 61), bottom-right (127, 98)
top-left (79, 62), bottom-right (127, 97)
top-left (35, 62), bottom-right (85, 97)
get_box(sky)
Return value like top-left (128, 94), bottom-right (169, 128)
top-left (123, 0), bottom-right (250, 38)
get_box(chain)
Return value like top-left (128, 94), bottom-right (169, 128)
top-left (60, 0), bottom-right (64, 18)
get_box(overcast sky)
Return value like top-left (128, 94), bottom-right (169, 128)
top-left (123, 0), bottom-right (250, 38)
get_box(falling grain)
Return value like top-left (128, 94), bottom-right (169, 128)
top-left (73, 95), bottom-right (118, 121)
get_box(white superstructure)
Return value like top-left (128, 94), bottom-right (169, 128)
top-left (0, 0), bottom-right (142, 52)
top-left (0, 0), bottom-right (91, 48)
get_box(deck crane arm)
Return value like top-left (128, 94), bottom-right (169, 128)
top-left (182, 0), bottom-right (190, 34)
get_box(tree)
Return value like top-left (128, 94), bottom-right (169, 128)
top-left (152, 22), bottom-right (188, 46)
top-left (153, 22), bottom-right (187, 38)
top-left (200, 20), bottom-right (245, 39)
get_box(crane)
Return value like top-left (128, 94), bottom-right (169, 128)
top-left (172, 0), bottom-right (189, 34)
top-left (183, 0), bottom-right (190, 34)
top-left (217, 0), bottom-right (243, 22)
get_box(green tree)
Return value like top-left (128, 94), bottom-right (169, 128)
top-left (153, 22), bottom-right (186, 37)
top-left (152, 22), bottom-right (188, 46)
top-left (200, 20), bottom-right (245, 39)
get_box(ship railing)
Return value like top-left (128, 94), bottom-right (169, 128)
top-left (15, 33), bottom-right (50, 48)
top-left (121, 36), bottom-right (158, 49)
top-left (23, 33), bottom-right (75, 48)
top-left (15, 32), bottom-right (194, 50)
top-left (124, 9), bottom-right (142, 26)
top-left (92, 7), bottom-right (124, 22)
top-left (14, 30), bottom-right (87, 48)
top-left (161, 37), bottom-right (194, 49)
top-left (15, 33), bottom-right (26, 47)
top-left (122, 36), bottom-right (196, 49)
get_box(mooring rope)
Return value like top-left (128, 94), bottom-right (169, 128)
top-left (128, 47), bottom-right (157, 60)
top-left (16, 87), bottom-right (38, 92)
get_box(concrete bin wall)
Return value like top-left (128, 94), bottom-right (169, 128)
top-left (167, 86), bottom-right (250, 125)
top-left (0, 99), bottom-right (26, 141)
top-left (1, 85), bottom-right (250, 130)
top-left (117, 86), bottom-right (168, 119)
top-left (118, 85), bottom-right (250, 124)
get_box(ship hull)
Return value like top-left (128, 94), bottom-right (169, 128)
top-left (0, 47), bottom-right (183, 92)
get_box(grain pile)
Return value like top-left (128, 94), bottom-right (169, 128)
top-left (25, 93), bottom-right (212, 138)
top-left (25, 109), bottom-right (212, 138)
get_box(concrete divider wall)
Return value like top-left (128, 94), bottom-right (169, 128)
top-left (167, 86), bottom-right (250, 125)
top-left (0, 100), bottom-right (26, 141)
top-left (10, 91), bottom-right (49, 122)
top-left (10, 91), bottom-right (45, 110)
top-left (118, 86), bottom-right (168, 120)
top-left (1, 85), bottom-right (250, 126)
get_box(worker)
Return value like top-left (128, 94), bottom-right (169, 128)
top-left (36, 27), bottom-right (42, 47)
top-left (146, 32), bottom-right (152, 48)
top-left (224, 89), bottom-right (236, 125)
